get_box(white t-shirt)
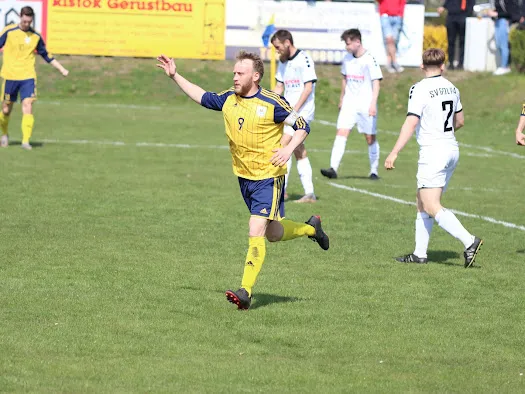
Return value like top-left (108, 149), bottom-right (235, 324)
top-left (340, 51), bottom-right (383, 111)
top-left (276, 49), bottom-right (317, 121)
top-left (407, 75), bottom-right (462, 149)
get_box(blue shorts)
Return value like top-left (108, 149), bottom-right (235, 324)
top-left (2, 79), bottom-right (36, 103)
top-left (239, 176), bottom-right (285, 220)
top-left (380, 15), bottom-right (403, 43)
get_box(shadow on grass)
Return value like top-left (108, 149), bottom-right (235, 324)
top-left (517, 250), bottom-right (525, 254)
top-left (428, 250), bottom-right (460, 265)
top-left (6, 140), bottom-right (44, 148)
top-left (337, 175), bottom-right (377, 180)
top-left (181, 287), bottom-right (303, 310)
top-left (251, 293), bottom-right (302, 310)
top-left (428, 250), bottom-right (482, 269)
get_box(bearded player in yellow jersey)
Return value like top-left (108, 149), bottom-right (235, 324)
top-left (157, 51), bottom-right (329, 310)
top-left (0, 6), bottom-right (69, 150)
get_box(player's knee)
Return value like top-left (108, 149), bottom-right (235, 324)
top-left (421, 202), bottom-right (441, 218)
top-left (366, 135), bottom-right (376, 145)
top-left (266, 232), bottom-right (281, 242)
top-left (265, 221), bottom-right (283, 242)
top-left (336, 129), bottom-right (350, 137)
top-left (21, 100), bottom-right (33, 114)
top-left (265, 229), bottom-right (281, 242)
top-left (386, 37), bottom-right (395, 45)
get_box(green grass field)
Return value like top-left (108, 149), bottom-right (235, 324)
top-left (1, 55), bottom-right (525, 392)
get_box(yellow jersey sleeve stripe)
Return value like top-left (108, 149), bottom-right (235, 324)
top-left (217, 87), bottom-right (235, 96)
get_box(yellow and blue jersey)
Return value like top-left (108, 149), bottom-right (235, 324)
top-left (0, 24), bottom-right (54, 80)
top-left (201, 86), bottom-right (310, 181)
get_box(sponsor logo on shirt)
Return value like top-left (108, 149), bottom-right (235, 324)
top-left (285, 79), bottom-right (301, 89)
top-left (256, 105), bottom-right (267, 117)
top-left (346, 74), bottom-right (365, 82)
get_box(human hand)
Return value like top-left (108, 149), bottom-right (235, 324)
top-left (437, 7), bottom-right (445, 14)
top-left (156, 54), bottom-right (177, 78)
top-left (61, 68), bottom-right (69, 77)
top-left (270, 147), bottom-right (292, 167)
top-left (384, 152), bottom-right (398, 169)
top-left (517, 131), bottom-right (525, 146)
top-left (369, 103), bottom-right (377, 117)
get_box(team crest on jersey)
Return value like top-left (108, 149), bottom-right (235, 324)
top-left (256, 105), bottom-right (267, 117)
top-left (24, 36), bottom-right (31, 44)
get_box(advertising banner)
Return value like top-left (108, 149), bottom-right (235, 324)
top-left (226, 0), bottom-right (424, 66)
top-left (45, 0), bottom-right (225, 59)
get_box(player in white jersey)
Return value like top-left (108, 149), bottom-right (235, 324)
top-left (514, 103), bottom-right (525, 146)
top-left (321, 28), bottom-right (382, 180)
top-left (384, 48), bottom-right (483, 268)
top-left (271, 30), bottom-right (317, 203)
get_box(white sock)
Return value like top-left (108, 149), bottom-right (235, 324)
top-left (284, 156), bottom-right (293, 192)
top-left (413, 212), bottom-right (433, 258)
top-left (330, 135), bottom-right (347, 171)
top-left (297, 157), bottom-right (314, 195)
top-left (435, 208), bottom-right (475, 248)
top-left (368, 140), bottom-right (380, 175)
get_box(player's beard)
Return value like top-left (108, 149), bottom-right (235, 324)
top-left (279, 48), bottom-right (290, 63)
top-left (234, 82), bottom-right (249, 96)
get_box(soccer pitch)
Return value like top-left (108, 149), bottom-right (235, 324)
top-left (1, 56), bottom-right (525, 392)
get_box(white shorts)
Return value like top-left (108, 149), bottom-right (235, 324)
top-left (417, 148), bottom-right (459, 191)
top-left (284, 116), bottom-right (314, 137)
top-left (336, 109), bottom-right (377, 135)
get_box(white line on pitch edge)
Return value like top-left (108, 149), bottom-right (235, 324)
top-left (329, 182), bottom-right (525, 232)
top-left (314, 119), bottom-right (525, 160)
top-left (36, 101), bottom-right (522, 160)
top-left (39, 138), bottom-right (362, 154)
top-left (38, 138), bottom-right (508, 194)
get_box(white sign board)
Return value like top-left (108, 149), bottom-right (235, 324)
top-left (0, 0), bottom-right (44, 36)
top-left (226, 0), bottom-right (424, 66)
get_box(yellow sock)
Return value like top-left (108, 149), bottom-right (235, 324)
top-left (280, 219), bottom-right (315, 241)
top-left (240, 236), bottom-right (266, 297)
top-left (22, 114), bottom-right (34, 144)
top-left (0, 112), bottom-right (10, 135)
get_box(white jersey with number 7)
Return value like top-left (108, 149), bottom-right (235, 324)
top-left (407, 75), bottom-right (462, 149)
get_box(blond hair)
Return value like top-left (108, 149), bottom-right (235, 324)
top-left (236, 51), bottom-right (264, 82)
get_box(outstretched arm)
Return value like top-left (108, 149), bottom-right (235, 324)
top-left (156, 54), bottom-right (205, 104)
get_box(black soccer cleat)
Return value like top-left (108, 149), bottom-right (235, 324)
top-left (369, 173), bottom-right (380, 180)
top-left (464, 237), bottom-right (483, 268)
top-left (320, 167), bottom-right (338, 179)
top-left (225, 288), bottom-right (251, 310)
top-left (306, 215), bottom-right (329, 250)
top-left (395, 253), bottom-right (428, 264)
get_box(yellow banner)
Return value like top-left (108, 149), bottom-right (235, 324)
top-left (46, 0), bottom-right (225, 59)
